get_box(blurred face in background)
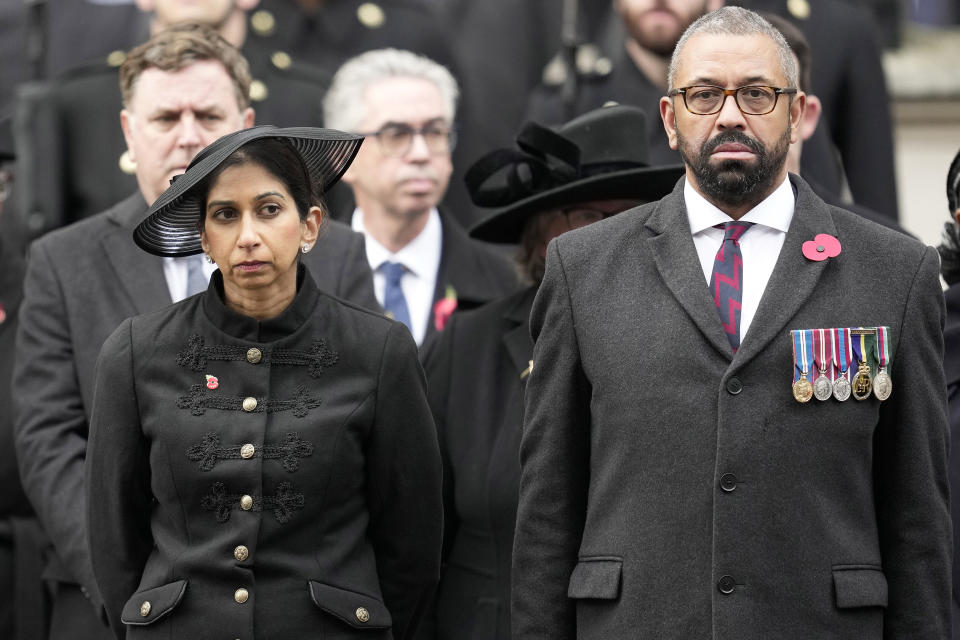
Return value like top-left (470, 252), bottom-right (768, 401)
top-left (615, 0), bottom-right (717, 56)
top-left (121, 59), bottom-right (254, 205)
top-left (341, 76), bottom-right (454, 223)
top-left (135, 0), bottom-right (257, 28)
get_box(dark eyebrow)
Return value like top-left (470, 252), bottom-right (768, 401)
top-left (685, 75), bottom-right (775, 87)
top-left (255, 191), bottom-right (286, 200)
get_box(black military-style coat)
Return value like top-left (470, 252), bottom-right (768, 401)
top-left (86, 267), bottom-right (442, 640)
top-left (419, 286), bottom-right (535, 640)
top-left (943, 283), bottom-right (960, 640)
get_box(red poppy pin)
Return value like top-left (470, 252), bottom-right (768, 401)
top-left (433, 285), bottom-right (458, 331)
top-left (802, 233), bottom-right (841, 262)
top-left (205, 374), bottom-right (219, 390)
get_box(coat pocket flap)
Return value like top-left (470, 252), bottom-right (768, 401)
top-left (567, 557), bottom-right (622, 600)
top-left (833, 566), bottom-right (888, 609)
top-left (120, 579), bottom-right (187, 625)
top-left (308, 580), bottom-right (392, 629)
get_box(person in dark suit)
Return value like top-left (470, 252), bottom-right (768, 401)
top-left (86, 126), bottom-right (441, 639)
top-left (512, 7), bottom-right (949, 639)
top-left (0, 113), bottom-right (46, 640)
top-left (13, 27), bottom-right (378, 640)
top-left (937, 146), bottom-right (960, 640)
top-left (419, 105), bottom-right (683, 640)
top-left (323, 48), bottom-right (518, 347)
top-left (10, 0), bottom-right (332, 248)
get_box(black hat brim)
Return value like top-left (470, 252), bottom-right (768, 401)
top-left (468, 164), bottom-right (685, 243)
top-left (134, 126), bottom-right (364, 257)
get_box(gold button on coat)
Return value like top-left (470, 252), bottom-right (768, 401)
top-left (242, 397), bottom-right (258, 412)
top-left (235, 588), bottom-right (249, 604)
top-left (240, 495), bottom-right (253, 510)
top-left (250, 9), bottom-right (276, 35)
top-left (246, 348), bottom-right (262, 364)
top-left (355, 607), bottom-right (370, 623)
top-left (140, 601), bottom-right (151, 617)
top-left (240, 444), bottom-right (255, 459)
top-left (106, 50), bottom-right (127, 67)
top-left (249, 79), bottom-right (268, 102)
top-left (234, 545), bottom-right (249, 561)
top-left (271, 51), bottom-right (292, 70)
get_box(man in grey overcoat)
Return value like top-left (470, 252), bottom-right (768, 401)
top-left (13, 25), bottom-right (377, 640)
top-left (511, 7), bottom-right (950, 639)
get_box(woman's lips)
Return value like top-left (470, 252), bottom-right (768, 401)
top-left (235, 261), bottom-right (267, 272)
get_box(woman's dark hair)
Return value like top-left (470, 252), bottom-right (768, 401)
top-left (196, 137), bottom-right (326, 231)
top-left (937, 148), bottom-right (960, 284)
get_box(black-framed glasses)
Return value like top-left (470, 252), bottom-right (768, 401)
top-left (669, 85), bottom-right (797, 115)
top-left (358, 120), bottom-right (457, 157)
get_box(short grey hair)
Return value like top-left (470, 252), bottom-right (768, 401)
top-left (323, 48), bottom-right (459, 132)
top-left (667, 6), bottom-right (798, 91)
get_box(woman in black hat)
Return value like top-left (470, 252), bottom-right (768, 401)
top-left (418, 106), bottom-right (683, 639)
top-left (86, 126), bottom-right (442, 640)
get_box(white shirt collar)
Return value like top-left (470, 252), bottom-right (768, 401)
top-left (351, 207), bottom-right (443, 276)
top-left (685, 175), bottom-right (794, 236)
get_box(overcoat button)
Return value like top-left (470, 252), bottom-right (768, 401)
top-left (240, 444), bottom-right (255, 459)
top-left (240, 495), bottom-right (253, 510)
top-left (235, 588), bottom-right (249, 604)
top-left (234, 545), bottom-right (249, 561)
top-left (726, 377), bottom-right (743, 395)
top-left (720, 473), bottom-right (738, 492)
top-left (718, 575), bottom-right (736, 594)
top-left (246, 348), bottom-right (262, 364)
top-left (140, 601), bottom-right (151, 617)
top-left (242, 397), bottom-right (258, 412)
top-left (355, 607), bottom-right (370, 623)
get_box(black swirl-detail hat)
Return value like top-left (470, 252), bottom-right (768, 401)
top-left (134, 126), bottom-right (364, 257)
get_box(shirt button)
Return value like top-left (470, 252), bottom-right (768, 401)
top-left (718, 575), bottom-right (736, 594)
top-left (246, 348), bottom-right (262, 364)
top-left (242, 397), bottom-right (258, 412)
top-left (140, 601), bottom-right (151, 617)
top-left (720, 473), bottom-right (738, 492)
top-left (726, 377), bottom-right (743, 395)
top-left (234, 545), bottom-right (249, 562)
top-left (355, 607), bottom-right (370, 623)
top-left (240, 444), bottom-right (255, 459)
top-left (235, 588), bottom-right (249, 604)
top-left (240, 495), bottom-right (253, 511)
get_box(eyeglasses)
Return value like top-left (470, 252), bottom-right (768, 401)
top-left (561, 206), bottom-right (606, 228)
top-left (669, 85), bottom-right (797, 116)
top-left (359, 121), bottom-right (457, 157)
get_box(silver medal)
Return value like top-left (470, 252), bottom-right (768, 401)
top-left (813, 373), bottom-right (832, 401)
top-left (873, 368), bottom-right (892, 401)
top-left (832, 373), bottom-right (851, 401)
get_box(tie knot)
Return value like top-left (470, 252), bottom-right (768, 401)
top-left (719, 221), bottom-right (754, 243)
top-left (381, 261), bottom-right (406, 285)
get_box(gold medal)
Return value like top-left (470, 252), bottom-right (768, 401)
top-left (852, 362), bottom-right (872, 400)
top-left (792, 374), bottom-right (813, 403)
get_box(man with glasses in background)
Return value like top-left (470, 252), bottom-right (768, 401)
top-left (512, 7), bottom-right (949, 639)
top-left (324, 49), bottom-right (517, 347)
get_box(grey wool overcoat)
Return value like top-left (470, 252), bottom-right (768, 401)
top-left (85, 266), bottom-right (441, 639)
top-left (511, 175), bottom-right (950, 639)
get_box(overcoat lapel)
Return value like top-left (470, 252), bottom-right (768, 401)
top-left (501, 287), bottom-right (536, 376)
top-left (100, 192), bottom-right (171, 314)
top-left (733, 175), bottom-right (836, 369)
top-left (645, 182), bottom-right (733, 359)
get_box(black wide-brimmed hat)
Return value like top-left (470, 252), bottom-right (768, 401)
top-left (466, 105), bottom-right (684, 243)
top-left (134, 126), bottom-right (364, 257)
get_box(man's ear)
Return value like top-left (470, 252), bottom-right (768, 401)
top-left (799, 94), bottom-right (821, 143)
top-left (953, 208), bottom-right (960, 228)
top-left (660, 95), bottom-right (679, 151)
top-left (120, 110), bottom-right (136, 163)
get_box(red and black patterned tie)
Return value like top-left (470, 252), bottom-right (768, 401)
top-left (710, 221), bottom-right (754, 352)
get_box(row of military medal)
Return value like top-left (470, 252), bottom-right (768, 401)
top-left (790, 326), bottom-right (892, 403)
